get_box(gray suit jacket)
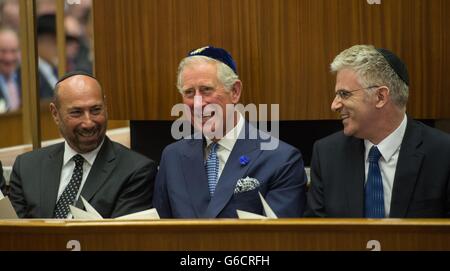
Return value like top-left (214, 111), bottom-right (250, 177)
top-left (306, 118), bottom-right (450, 218)
top-left (9, 136), bottom-right (156, 218)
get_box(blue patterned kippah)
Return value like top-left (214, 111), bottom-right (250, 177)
top-left (188, 46), bottom-right (238, 74)
top-left (376, 48), bottom-right (409, 86)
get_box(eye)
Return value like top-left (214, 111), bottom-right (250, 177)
top-left (182, 89), bottom-right (195, 98)
top-left (69, 110), bottom-right (82, 117)
top-left (90, 106), bottom-right (103, 115)
top-left (337, 90), bottom-right (351, 99)
top-left (199, 86), bottom-right (214, 95)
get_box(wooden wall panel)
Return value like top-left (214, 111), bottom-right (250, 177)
top-left (93, 0), bottom-right (450, 120)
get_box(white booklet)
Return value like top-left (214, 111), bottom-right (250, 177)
top-left (236, 192), bottom-right (278, 219)
top-left (0, 196), bottom-right (19, 219)
top-left (70, 196), bottom-right (160, 220)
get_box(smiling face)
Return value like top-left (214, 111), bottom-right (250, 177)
top-left (0, 29), bottom-right (20, 77)
top-left (180, 60), bottom-right (241, 138)
top-left (50, 75), bottom-right (107, 153)
top-left (331, 68), bottom-right (379, 139)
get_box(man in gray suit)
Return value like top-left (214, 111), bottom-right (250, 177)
top-left (9, 71), bottom-right (156, 218)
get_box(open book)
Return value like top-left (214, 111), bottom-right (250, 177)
top-left (236, 192), bottom-right (278, 219)
top-left (70, 196), bottom-right (160, 220)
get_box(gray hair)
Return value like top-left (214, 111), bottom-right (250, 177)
top-left (176, 55), bottom-right (239, 92)
top-left (330, 45), bottom-right (409, 108)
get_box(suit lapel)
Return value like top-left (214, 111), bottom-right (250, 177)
top-left (79, 137), bottom-right (117, 203)
top-left (390, 119), bottom-right (424, 218)
top-left (181, 138), bottom-right (211, 217)
top-left (344, 137), bottom-right (365, 217)
top-left (40, 144), bottom-right (64, 218)
top-left (205, 123), bottom-right (261, 218)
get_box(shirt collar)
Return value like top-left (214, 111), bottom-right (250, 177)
top-left (206, 112), bottom-right (244, 151)
top-left (38, 57), bottom-right (58, 87)
top-left (39, 57), bottom-right (53, 73)
top-left (63, 138), bottom-right (105, 166)
top-left (0, 72), bottom-right (17, 82)
top-left (364, 114), bottom-right (407, 162)
top-left (0, 72), bottom-right (17, 95)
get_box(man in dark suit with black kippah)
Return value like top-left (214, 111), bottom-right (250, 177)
top-left (306, 45), bottom-right (450, 218)
top-left (9, 71), bottom-right (156, 218)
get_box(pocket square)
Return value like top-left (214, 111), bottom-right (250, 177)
top-left (234, 176), bottom-right (260, 194)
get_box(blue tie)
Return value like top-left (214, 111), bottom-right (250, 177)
top-left (365, 146), bottom-right (385, 218)
top-left (206, 143), bottom-right (219, 196)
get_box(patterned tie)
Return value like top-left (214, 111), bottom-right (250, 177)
top-left (364, 146), bottom-right (385, 218)
top-left (53, 154), bottom-right (84, 218)
top-left (206, 143), bottom-right (219, 196)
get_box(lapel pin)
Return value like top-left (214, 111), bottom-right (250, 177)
top-left (239, 155), bottom-right (250, 166)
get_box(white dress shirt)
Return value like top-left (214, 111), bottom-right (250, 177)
top-left (56, 140), bottom-right (104, 206)
top-left (364, 114), bottom-right (407, 217)
top-left (205, 113), bottom-right (245, 180)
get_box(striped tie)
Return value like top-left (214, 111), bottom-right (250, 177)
top-left (364, 146), bottom-right (385, 218)
top-left (206, 143), bottom-right (219, 196)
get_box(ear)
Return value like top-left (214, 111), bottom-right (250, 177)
top-left (375, 86), bottom-right (390, 108)
top-left (49, 102), bottom-right (60, 125)
top-left (230, 80), bottom-right (242, 104)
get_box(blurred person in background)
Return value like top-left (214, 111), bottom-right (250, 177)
top-left (0, 0), bottom-right (20, 32)
top-left (0, 26), bottom-right (20, 112)
top-left (36, 0), bottom-right (55, 16)
top-left (36, 13), bottom-right (59, 99)
top-left (65, 14), bottom-right (91, 73)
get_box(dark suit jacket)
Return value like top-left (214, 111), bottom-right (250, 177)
top-left (0, 90), bottom-right (6, 109)
top-left (306, 118), bottom-right (450, 218)
top-left (0, 160), bottom-right (6, 196)
top-left (153, 122), bottom-right (307, 218)
top-left (9, 136), bottom-right (156, 218)
top-left (15, 68), bottom-right (53, 101)
top-left (37, 69), bottom-right (55, 99)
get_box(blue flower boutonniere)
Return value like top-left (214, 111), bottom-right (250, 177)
top-left (239, 155), bottom-right (250, 166)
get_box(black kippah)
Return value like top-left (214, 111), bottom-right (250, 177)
top-left (56, 71), bottom-right (97, 85)
top-left (376, 48), bottom-right (409, 86)
top-left (37, 14), bottom-right (56, 36)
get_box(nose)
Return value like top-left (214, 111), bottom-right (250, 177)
top-left (193, 92), bottom-right (207, 108)
top-left (5, 52), bottom-right (15, 61)
top-left (80, 112), bottom-right (96, 128)
top-left (331, 96), bottom-right (342, 112)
